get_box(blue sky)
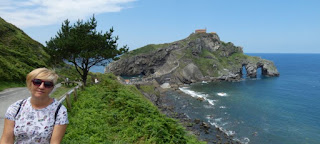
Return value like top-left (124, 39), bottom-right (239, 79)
top-left (1, 0), bottom-right (319, 53)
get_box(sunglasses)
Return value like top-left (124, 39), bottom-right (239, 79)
top-left (32, 79), bottom-right (54, 88)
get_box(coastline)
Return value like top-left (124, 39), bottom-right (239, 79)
top-left (106, 53), bottom-right (320, 144)
top-left (136, 83), bottom-right (240, 144)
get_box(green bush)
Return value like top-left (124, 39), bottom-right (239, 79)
top-left (63, 73), bottom-right (204, 144)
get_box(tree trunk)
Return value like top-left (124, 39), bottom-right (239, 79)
top-left (82, 70), bottom-right (88, 86)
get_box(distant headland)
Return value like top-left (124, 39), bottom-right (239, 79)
top-left (106, 30), bottom-right (279, 87)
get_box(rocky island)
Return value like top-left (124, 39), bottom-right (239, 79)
top-left (105, 30), bottom-right (279, 86)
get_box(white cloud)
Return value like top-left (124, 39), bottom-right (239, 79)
top-left (0, 0), bottom-right (136, 28)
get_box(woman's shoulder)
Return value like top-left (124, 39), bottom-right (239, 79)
top-left (51, 98), bottom-right (67, 111)
top-left (5, 98), bottom-right (28, 120)
top-left (9, 98), bottom-right (27, 109)
top-left (52, 99), bottom-right (69, 125)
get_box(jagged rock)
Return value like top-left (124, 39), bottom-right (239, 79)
top-left (257, 60), bottom-right (280, 77)
top-left (201, 122), bottom-right (211, 130)
top-left (160, 82), bottom-right (171, 89)
top-left (105, 32), bottom-right (280, 85)
top-left (170, 84), bottom-right (179, 90)
top-left (181, 63), bottom-right (204, 82)
top-left (194, 119), bottom-right (201, 124)
top-left (196, 97), bottom-right (205, 101)
top-left (245, 63), bottom-right (257, 78)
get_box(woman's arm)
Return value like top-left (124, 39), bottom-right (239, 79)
top-left (0, 119), bottom-right (15, 144)
top-left (50, 124), bottom-right (67, 144)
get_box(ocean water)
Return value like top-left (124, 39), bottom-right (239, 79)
top-left (90, 66), bottom-right (105, 73)
top-left (165, 54), bottom-right (320, 144)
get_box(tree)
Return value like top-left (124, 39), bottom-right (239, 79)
top-left (46, 15), bottom-right (128, 86)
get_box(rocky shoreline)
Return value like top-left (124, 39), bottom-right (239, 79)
top-left (136, 83), bottom-right (242, 144)
top-left (108, 32), bottom-right (280, 144)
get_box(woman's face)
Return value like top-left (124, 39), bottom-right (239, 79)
top-left (30, 78), bottom-right (54, 98)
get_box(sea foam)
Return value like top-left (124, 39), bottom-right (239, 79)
top-left (179, 87), bottom-right (208, 98)
top-left (179, 87), bottom-right (216, 106)
top-left (219, 106), bottom-right (227, 109)
top-left (217, 92), bottom-right (228, 96)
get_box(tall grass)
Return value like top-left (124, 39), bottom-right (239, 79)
top-left (62, 73), bottom-right (205, 144)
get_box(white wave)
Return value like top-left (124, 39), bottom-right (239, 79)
top-left (207, 99), bottom-right (215, 106)
top-left (219, 106), bottom-right (226, 109)
top-left (242, 137), bottom-right (250, 144)
top-left (202, 81), bottom-right (208, 84)
top-left (214, 118), bottom-right (222, 122)
top-left (233, 137), bottom-right (250, 144)
top-left (179, 87), bottom-right (208, 98)
top-left (179, 87), bottom-right (216, 106)
top-left (203, 105), bottom-right (213, 109)
top-left (206, 114), bottom-right (249, 144)
top-left (226, 130), bottom-right (235, 136)
top-left (208, 118), bottom-right (235, 137)
top-left (206, 115), bottom-right (214, 119)
top-left (209, 121), bottom-right (235, 136)
top-left (217, 92), bottom-right (228, 96)
top-left (222, 122), bottom-right (229, 126)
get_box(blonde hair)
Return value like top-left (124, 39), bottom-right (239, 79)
top-left (26, 68), bottom-right (59, 90)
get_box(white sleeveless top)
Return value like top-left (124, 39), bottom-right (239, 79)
top-left (5, 97), bottom-right (69, 144)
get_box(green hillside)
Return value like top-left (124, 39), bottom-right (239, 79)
top-left (63, 73), bottom-right (204, 143)
top-left (0, 17), bottom-right (49, 82)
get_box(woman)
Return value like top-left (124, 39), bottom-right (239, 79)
top-left (0, 68), bottom-right (68, 144)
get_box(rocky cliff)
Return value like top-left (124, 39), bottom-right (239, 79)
top-left (105, 32), bottom-right (279, 85)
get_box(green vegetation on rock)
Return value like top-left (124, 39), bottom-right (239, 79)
top-left (105, 31), bottom-right (279, 85)
top-left (122, 43), bottom-right (170, 58)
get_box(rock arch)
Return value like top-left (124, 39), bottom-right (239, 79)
top-left (241, 61), bottom-right (279, 78)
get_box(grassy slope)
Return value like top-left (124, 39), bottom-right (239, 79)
top-left (0, 17), bottom-right (49, 82)
top-left (63, 73), bottom-right (205, 144)
top-left (0, 17), bottom-right (85, 91)
top-left (121, 43), bottom-right (170, 58)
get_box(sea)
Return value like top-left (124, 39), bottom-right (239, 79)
top-left (165, 53), bottom-right (320, 144)
top-left (92, 54), bottom-right (320, 144)
top-left (90, 65), bottom-right (106, 73)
